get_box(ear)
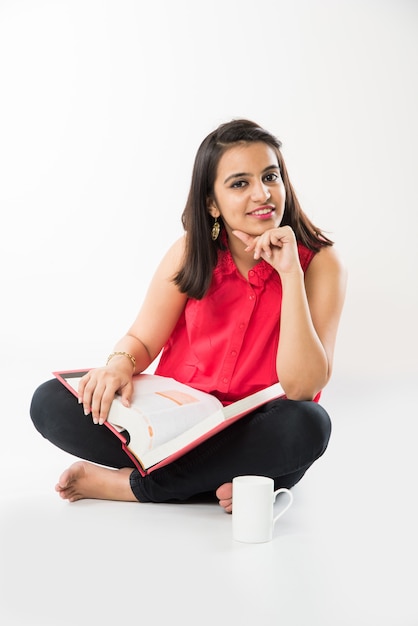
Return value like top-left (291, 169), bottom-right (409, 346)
top-left (207, 197), bottom-right (220, 218)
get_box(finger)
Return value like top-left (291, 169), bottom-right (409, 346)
top-left (78, 371), bottom-right (101, 416)
top-left (270, 234), bottom-right (284, 248)
top-left (273, 225), bottom-right (296, 244)
top-left (77, 372), bottom-right (90, 402)
top-left (259, 242), bottom-right (273, 259)
top-left (80, 378), bottom-right (96, 418)
top-left (83, 374), bottom-right (111, 423)
top-left (232, 230), bottom-right (254, 248)
top-left (97, 383), bottom-right (122, 425)
top-left (120, 381), bottom-right (134, 409)
top-left (253, 236), bottom-right (272, 260)
top-left (89, 380), bottom-right (110, 424)
top-left (99, 383), bottom-right (133, 424)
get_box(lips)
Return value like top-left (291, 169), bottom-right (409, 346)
top-left (248, 204), bottom-right (275, 217)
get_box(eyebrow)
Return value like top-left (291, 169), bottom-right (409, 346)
top-left (223, 164), bottom-right (280, 184)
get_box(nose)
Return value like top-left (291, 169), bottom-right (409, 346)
top-left (251, 180), bottom-right (271, 202)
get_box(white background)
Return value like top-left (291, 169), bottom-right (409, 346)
top-left (1, 0), bottom-right (417, 381)
top-left (0, 2), bottom-right (417, 625)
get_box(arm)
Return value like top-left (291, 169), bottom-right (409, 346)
top-left (79, 236), bottom-right (189, 423)
top-left (277, 243), bottom-right (347, 399)
top-left (233, 227), bottom-right (347, 400)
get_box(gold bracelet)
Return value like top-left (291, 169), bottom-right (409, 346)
top-left (106, 351), bottom-right (136, 370)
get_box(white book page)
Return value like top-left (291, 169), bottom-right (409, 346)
top-left (140, 408), bottom-right (225, 469)
top-left (222, 382), bottom-right (285, 419)
top-left (110, 384), bottom-right (222, 458)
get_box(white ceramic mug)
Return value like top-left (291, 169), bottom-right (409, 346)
top-left (232, 475), bottom-right (294, 543)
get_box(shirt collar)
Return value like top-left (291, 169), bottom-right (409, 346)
top-left (215, 240), bottom-right (275, 284)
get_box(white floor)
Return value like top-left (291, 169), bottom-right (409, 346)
top-left (1, 371), bottom-right (417, 626)
top-left (1, 1), bottom-right (417, 623)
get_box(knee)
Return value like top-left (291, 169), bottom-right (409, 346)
top-left (268, 399), bottom-right (331, 458)
top-left (300, 401), bottom-right (332, 457)
top-left (29, 378), bottom-right (62, 436)
top-left (252, 399), bottom-right (331, 456)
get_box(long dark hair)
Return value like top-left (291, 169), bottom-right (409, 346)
top-left (174, 119), bottom-right (333, 299)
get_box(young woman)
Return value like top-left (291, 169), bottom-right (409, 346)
top-left (30, 119), bottom-right (347, 512)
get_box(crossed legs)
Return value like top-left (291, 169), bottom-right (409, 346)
top-left (31, 379), bottom-right (331, 512)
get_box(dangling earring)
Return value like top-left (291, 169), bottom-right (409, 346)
top-left (211, 217), bottom-right (221, 241)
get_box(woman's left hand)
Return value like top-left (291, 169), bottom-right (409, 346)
top-left (232, 226), bottom-right (301, 275)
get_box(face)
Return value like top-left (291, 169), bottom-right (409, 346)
top-left (208, 141), bottom-right (286, 237)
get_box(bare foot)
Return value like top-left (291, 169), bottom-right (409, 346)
top-left (216, 482), bottom-right (233, 513)
top-left (55, 461), bottom-right (138, 503)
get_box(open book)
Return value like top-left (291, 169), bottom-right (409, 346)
top-left (54, 370), bottom-right (285, 475)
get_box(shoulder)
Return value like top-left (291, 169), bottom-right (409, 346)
top-left (147, 236), bottom-right (188, 294)
top-left (158, 235), bottom-right (187, 273)
top-left (167, 235), bottom-right (186, 262)
top-left (305, 244), bottom-right (348, 297)
top-left (308, 244), bottom-right (346, 275)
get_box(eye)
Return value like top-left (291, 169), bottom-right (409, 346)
top-left (231, 180), bottom-right (247, 189)
top-left (264, 172), bottom-right (279, 183)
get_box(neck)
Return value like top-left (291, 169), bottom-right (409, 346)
top-left (226, 233), bottom-right (260, 277)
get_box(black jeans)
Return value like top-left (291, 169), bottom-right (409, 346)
top-left (30, 378), bottom-right (332, 503)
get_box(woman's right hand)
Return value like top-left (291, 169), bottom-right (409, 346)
top-left (77, 365), bottom-right (134, 425)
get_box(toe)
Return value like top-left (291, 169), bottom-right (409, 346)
top-left (216, 482), bottom-right (232, 500)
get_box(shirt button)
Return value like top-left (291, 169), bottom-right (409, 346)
top-left (249, 270), bottom-right (255, 276)
top-left (239, 323), bottom-right (245, 329)
top-left (222, 377), bottom-right (228, 384)
top-left (231, 350), bottom-right (237, 357)
top-left (249, 294), bottom-right (255, 300)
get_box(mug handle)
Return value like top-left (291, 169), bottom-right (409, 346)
top-left (273, 488), bottom-right (294, 525)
